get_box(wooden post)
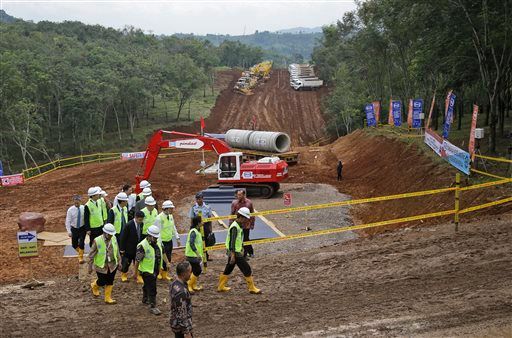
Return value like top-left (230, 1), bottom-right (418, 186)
top-left (454, 173), bottom-right (461, 231)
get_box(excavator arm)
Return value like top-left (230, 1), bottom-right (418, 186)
top-left (134, 130), bottom-right (231, 193)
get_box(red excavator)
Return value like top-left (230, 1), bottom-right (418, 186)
top-left (135, 130), bottom-right (289, 198)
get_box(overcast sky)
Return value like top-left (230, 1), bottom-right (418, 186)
top-left (1, 0), bottom-right (357, 35)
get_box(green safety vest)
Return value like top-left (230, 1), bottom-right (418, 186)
top-left (99, 197), bottom-right (108, 221)
top-left (111, 206), bottom-right (128, 234)
top-left (159, 212), bottom-right (175, 242)
top-left (137, 238), bottom-right (163, 274)
top-left (141, 207), bottom-right (158, 235)
top-left (185, 228), bottom-right (203, 258)
top-left (137, 192), bottom-right (145, 200)
top-left (93, 235), bottom-right (118, 268)
top-left (226, 221), bottom-right (243, 254)
top-left (86, 199), bottom-right (104, 229)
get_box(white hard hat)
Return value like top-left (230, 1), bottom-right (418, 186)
top-left (238, 207), bottom-right (251, 219)
top-left (103, 223), bottom-right (116, 235)
top-left (145, 196), bottom-right (156, 206)
top-left (116, 192), bottom-right (129, 201)
top-left (142, 187), bottom-right (152, 196)
top-left (147, 225), bottom-right (160, 238)
top-left (140, 180), bottom-right (151, 189)
top-left (162, 200), bottom-right (174, 209)
top-left (100, 190), bottom-right (108, 197)
top-left (88, 186), bottom-right (101, 196)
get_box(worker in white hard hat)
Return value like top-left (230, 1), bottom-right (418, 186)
top-left (88, 223), bottom-right (122, 304)
top-left (217, 207), bottom-right (261, 294)
top-left (140, 196), bottom-right (158, 240)
top-left (85, 186), bottom-right (105, 247)
top-left (107, 192), bottom-right (129, 244)
top-left (136, 180), bottom-right (151, 201)
top-left (154, 200), bottom-right (180, 281)
top-left (134, 187), bottom-right (152, 214)
top-left (96, 187), bottom-right (110, 223)
top-left (113, 184), bottom-right (137, 219)
top-left (134, 225), bottom-right (169, 315)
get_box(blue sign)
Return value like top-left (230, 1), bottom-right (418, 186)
top-left (443, 93), bottom-right (456, 138)
top-left (392, 101), bottom-right (402, 126)
top-left (18, 232), bottom-right (36, 242)
top-left (412, 99), bottom-right (423, 128)
top-left (365, 104), bottom-right (376, 127)
top-left (0, 160), bottom-right (3, 176)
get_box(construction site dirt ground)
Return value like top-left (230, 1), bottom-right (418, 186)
top-left (1, 214), bottom-right (511, 337)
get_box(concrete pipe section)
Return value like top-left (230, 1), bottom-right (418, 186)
top-left (225, 129), bottom-right (291, 153)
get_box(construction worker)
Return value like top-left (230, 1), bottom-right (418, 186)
top-left (217, 207), bottom-right (261, 294)
top-left (65, 195), bottom-right (86, 264)
top-left (185, 216), bottom-right (203, 293)
top-left (136, 180), bottom-right (151, 201)
top-left (337, 160), bottom-right (343, 181)
top-left (120, 210), bottom-right (145, 284)
top-left (141, 196), bottom-right (158, 239)
top-left (107, 192), bottom-right (128, 243)
top-left (230, 189), bottom-right (255, 258)
top-left (88, 223), bottom-right (121, 304)
top-left (154, 200), bottom-right (180, 281)
top-left (134, 225), bottom-right (169, 315)
top-left (135, 187), bottom-right (152, 214)
top-left (189, 192), bottom-right (213, 261)
top-left (97, 188), bottom-right (110, 223)
top-left (170, 261), bottom-right (194, 338)
top-left (84, 186), bottom-right (104, 247)
top-left (113, 184), bottom-right (137, 219)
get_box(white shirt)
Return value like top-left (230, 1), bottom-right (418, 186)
top-left (65, 205), bottom-right (85, 234)
top-left (153, 213), bottom-right (180, 240)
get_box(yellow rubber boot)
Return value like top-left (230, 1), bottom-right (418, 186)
top-left (136, 271), bottom-right (144, 284)
top-left (187, 275), bottom-right (195, 293)
top-left (90, 280), bottom-right (100, 297)
top-left (77, 248), bottom-right (85, 264)
top-left (104, 285), bottom-right (117, 304)
top-left (157, 270), bottom-right (163, 280)
top-left (161, 270), bottom-right (172, 281)
top-left (121, 272), bottom-right (128, 282)
top-left (191, 274), bottom-right (203, 291)
top-left (217, 274), bottom-right (231, 292)
top-left (244, 276), bottom-right (261, 294)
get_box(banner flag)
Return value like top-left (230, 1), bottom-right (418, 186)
top-left (372, 101), bottom-right (381, 125)
top-left (468, 104), bottom-right (479, 155)
top-left (365, 104), bottom-right (377, 127)
top-left (412, 99), bottom-right (423, 129)
top-left (442, 91), bottom-right (456, 139)
top-left (391, 100), bottom-right (402, 127)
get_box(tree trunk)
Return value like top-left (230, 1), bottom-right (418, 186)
top-left (112, 104), bottom-right (122, 141)
top-left (484, 104), bottom-right (489, 126)
top-left (187, 99), bottom-right (191, 121)
top-left (55, 94), bottom-right (62, 153)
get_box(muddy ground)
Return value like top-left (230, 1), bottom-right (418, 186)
top-left (1, 214), bottom-right (510, 337)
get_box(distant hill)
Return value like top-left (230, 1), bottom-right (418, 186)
top-left (0, 10), bottom-right (18, 23)
top-left (275, 26), bottom-right (323, 34)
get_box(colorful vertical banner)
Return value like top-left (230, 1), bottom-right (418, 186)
top-left (426, 95), bottom-right (436, 129)
top-left (388, 99), bottom-right (393, 125)
top-left (468, 104), bottom-right (479, 155)
top-left (365, 103), bottom-right (377, 127)
top-left (391, 100), bottom-right (402, 126)
top-left (442, 91), bottom-right (456, 138)
top-left (407, 99), bottom-right (413, 128)
top-left (372, 101), bottom-right (381, 126)
top-left (412, 99), bottom-right (423, 128)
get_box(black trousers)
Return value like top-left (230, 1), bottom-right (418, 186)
top-left (162, 240), bottom-right (173, 270)
top-left (243, 229), bottom-right (254, 256)
top-left (121, 253), bottom-right (136, 273)
top-left (96, 268), bottom-right (117, 286)
top-left (186, 257), bottom-right (202, 277)
top-left (203, 222), bottom-right (212, 260)
top-left (142, 272), bottom-right (157, 306)
top-left (71, 226), bottom-right (87, 250)
top-left (337, 172), bottom-right (342, 181)
top-left (89, 226), bottom-right (104, 247)
top-left (223, 254), bottom-right (252, 277)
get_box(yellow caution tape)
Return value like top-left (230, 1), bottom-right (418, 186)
top-left (470, 168), bottom-right (509, 180)
top-left (459, 196), bottom-right (512, 214)
top-left (203, 186), bottom-right (457, 222)
top-left (460, 178), bottom-right (511, 191)
top-left (474, 154), bottom-right (512, 163)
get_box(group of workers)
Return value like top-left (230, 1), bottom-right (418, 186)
top-left (65, 179), bottom-right (262, 334)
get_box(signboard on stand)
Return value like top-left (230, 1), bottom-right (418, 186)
top-left (1, 174), bottom-right (24, 187)
top-left (17, 231), bottom-right (38, 258)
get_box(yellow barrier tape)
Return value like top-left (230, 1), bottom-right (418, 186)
top-left (460, 178), bottom-right (511, 191)
top-left (203, 186), bottom-right (457, 222)
top-left (204, 209), bottom-right (456, 251)
top-left (471, 168), bottom-right (508, 180)
top-left (474, 154), bottom-right (512, 163)
top-left (24, 167), bottom-right (59, 181)
top-left (459, 196), bottom-right (512, 214)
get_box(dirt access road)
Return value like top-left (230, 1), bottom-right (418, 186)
top-left (2, 214), bottom-right (510, 337)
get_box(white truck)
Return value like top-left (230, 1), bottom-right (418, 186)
top-left (288, 63), bottom-right (323, 90)
top-left (290, 77), bottom-right (323, 91)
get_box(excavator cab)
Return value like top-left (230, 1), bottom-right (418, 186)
top-left (218, 152), bottom-right (243, 180)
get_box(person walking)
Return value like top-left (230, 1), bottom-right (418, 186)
top-left (107, 192), bottom-right (128, 243)
top-left (154, 200), bottom-right (180, 281)
top-left (170, 261), bottom-right (193, 338)
top-left (84, 186), bottom-right (104, 247)
top-left (141, 196), bottom-right (158, 239)
top-left (337, 160), bottom-right (343, 181)
top-left (97, 188), bottom-right (110, 224)
top-left (88, 223), bottom-right (121, 304)
top-left (189, 192), bottom-right (213, 261)
top-left (134, 225), bottom-right (169, 315)
top-left (184, 216), bottom-right (204, 293)
top-left (135, 187), bottom-right (152, 214)
top-left (136, 180), bottom-right (151, 201)
top-left (217, 207), bottom-right (261, 294)
top-left (230, 189), bottom-right (255, 258)
top-left (113, 184), bottom-right (137, 219)
top-left (65, 195), bottom-right (86, 264)
top-left (120, 211), bottom-right (145, 284)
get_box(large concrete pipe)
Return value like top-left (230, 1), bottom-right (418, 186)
top-left (225, 129), bottom-right (291, 153)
